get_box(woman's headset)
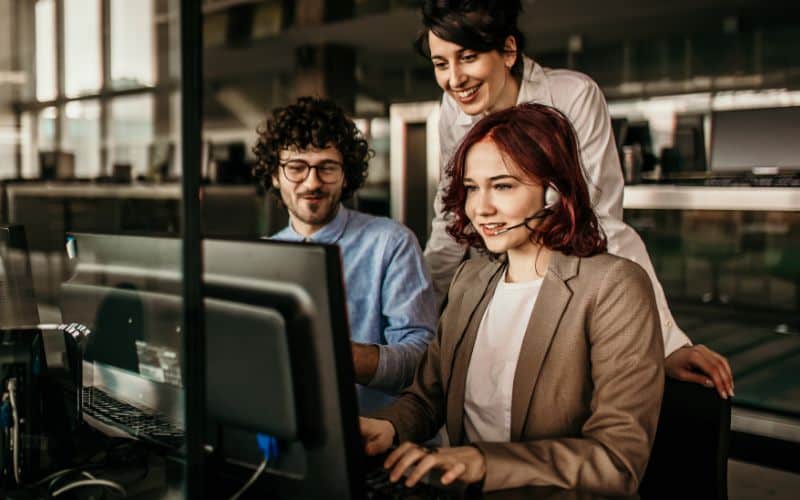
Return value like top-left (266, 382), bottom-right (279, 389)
top-left (491, 184), bottom-right (560, 235)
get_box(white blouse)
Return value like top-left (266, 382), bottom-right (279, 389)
top-left (464, 272), bottom-right (543, 443)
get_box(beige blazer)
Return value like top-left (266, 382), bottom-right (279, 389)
top-left (372, 251), bottom-right (664, 495)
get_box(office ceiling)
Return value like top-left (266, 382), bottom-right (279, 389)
top-left (202, 0), bottom-right (800, 124)
top-left (205, 0), bottom-right (800, 78)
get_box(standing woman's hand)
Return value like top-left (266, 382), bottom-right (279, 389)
top-left (665, 345), bottom-right (734, 399)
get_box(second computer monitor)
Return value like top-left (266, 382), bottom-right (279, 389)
top-left (62, 233), bottom-right (364, 498)
top-left (711, 106), bottom-right (800, 172)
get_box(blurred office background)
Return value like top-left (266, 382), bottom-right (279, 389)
top-left (1, 0), bottom-right (799, 495)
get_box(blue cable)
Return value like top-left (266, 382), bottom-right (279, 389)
top-left (256, 433), bottom-right (279, 463)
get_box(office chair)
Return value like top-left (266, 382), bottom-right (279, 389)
top-left (639, 378), bottom-right (731, 500)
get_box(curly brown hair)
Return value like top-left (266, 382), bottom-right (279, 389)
top-left (252, 97), bottom-right (371, 201)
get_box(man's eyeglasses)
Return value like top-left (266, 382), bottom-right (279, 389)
top-left (278, 160), bottom-right (344, 184)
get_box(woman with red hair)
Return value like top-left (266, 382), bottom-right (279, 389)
top-left (360, 104), bottom-right (664, 495)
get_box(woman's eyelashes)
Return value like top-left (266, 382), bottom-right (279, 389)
top-left (463, 182), bottom-right (514, 193)
top-left (431, 52), bottom-right (477, 70)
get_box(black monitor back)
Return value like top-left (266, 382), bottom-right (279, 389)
top-left (206, 239), bottom-right (363, 495)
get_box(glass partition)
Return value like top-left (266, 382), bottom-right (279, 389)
top-left (1, 0), bottom-right (186, 496)
top-left (628, 208), bottom-right (800, 418)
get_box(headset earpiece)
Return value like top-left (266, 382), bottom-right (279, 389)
top-left (544, 185), bottom-right (560, 210)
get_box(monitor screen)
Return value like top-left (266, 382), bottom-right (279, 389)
top-left (711, 106), bottom-right (800, 172)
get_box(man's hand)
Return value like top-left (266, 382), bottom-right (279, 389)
top-left (384, 443), bottom-right (486, 487)
top-left (351, 342), bottom-right (380, 385)
top-left (665, 345), bottom-right (734, 399)
top-left (360, 417), bottom-right (396, 456)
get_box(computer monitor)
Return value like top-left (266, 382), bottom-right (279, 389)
top-left (611, 117), bottom-right (629, 152)
top-left (60, 235), bottom-right (185, 433)
top-left (62, 233), bottom-right (364, 498)
top-left (39, 151), bottom-right (76, 180)
top-left (209, 142), bottom-right (253, 184)
top-left (0, 224), bottom-right (40, 328)
top-left (673, 113), bottom-right (707, 172)
top-left (711, 106), bottom-right (800, 172)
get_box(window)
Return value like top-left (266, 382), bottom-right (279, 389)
top-left (35, 0), bottom-right (57, 101)
top-left (110, 0), bottom-right (155, 89)
top-left (110, 94), bottom-right (155, 177)
top-left (38, 106), bottom-right (57, 150)
top-left (62, 100), bottom-right (101, 177)
top-left (64, 0), bottom-right (101, 97)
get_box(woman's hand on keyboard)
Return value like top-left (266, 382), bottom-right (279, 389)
top-left (360, 417), bottom-right (396, 456)
top-left (384, 443), bottom-right (486, 487)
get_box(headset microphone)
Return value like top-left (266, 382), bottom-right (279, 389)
top-left (490, 185), bottom-right (561, 236)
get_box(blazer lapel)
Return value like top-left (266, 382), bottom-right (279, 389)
top-left (443, 260), bottom-right (504, 446)
top-left (509, 253), bottom-right (579, 441)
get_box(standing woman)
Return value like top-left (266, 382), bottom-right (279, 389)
top-left (418, 0), bottom-right (733, 398)
top-left (361, 104), bottom-right (664, 494)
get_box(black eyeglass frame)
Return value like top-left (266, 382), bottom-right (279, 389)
top-left (278, 160), bottom-right (345, 184)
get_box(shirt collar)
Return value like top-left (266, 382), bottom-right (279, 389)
top-left (284, 204), bottom-right (350, 244)
top-left (453, 56), bottom-right (553, 126)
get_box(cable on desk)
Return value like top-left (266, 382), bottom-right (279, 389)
top-left (7, 378), bottom-right (21, 485)
top-left (227, 458), bottom-right (267, 500)
top-left (51, 478), bottom-right (127, 498)
top-left (30, 467), bottom-right (81, 487)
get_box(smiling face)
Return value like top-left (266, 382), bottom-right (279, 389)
top-left (463, 138), bottom-right (545, 256)
top-left (272, 145), bottom-right (345, 237)
top-left (428, 31), bottom-right (519, 116)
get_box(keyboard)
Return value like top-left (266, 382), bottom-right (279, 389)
top-left (363, 451), bottom-right (468, 500)
top-left (364, 467), bottom-right (465, 500)
top-left (82, 386), bottom-right (185, 450)
top-left (651, 172), bottom-right (800, 187)
top-left (703, 173), bottom-right (800, 187)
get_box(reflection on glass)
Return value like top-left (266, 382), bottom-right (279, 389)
top-left (110, 0), bottom-right (155, 89)
top-left (62, 100), bottom-right (101, 177)
top-left (627, 209), bottom-right (800, 417)
top-left (19, 112), bottom-right (34, 178)
top-left (110, 94), bottom-right (155, 179)
top-left (35, 0), bottom-right (57, 101)
top-left (35, 106), bottom-right (59, 178)
top-left (171, 91), bottom-right (182, 177)
top-left (0, 125), bottom-right (15, 179)
top-left (64, 0), bottom-right (101, 97)
top-left (38, 106), bottom-right (57, 150)
top-left (252, 1), bottom-right (284, 39)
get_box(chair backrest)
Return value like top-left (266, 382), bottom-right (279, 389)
top-left (640, 378), bottom-right (731, 500)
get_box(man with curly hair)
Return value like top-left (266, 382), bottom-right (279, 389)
top-left (254, 97), bottom-right (437, 412)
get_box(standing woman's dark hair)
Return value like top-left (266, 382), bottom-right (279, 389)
top-left (414, 0), bottom-right (526, 78)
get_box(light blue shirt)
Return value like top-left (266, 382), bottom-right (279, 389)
top-left (272, 205), bottom-right (437, 413)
